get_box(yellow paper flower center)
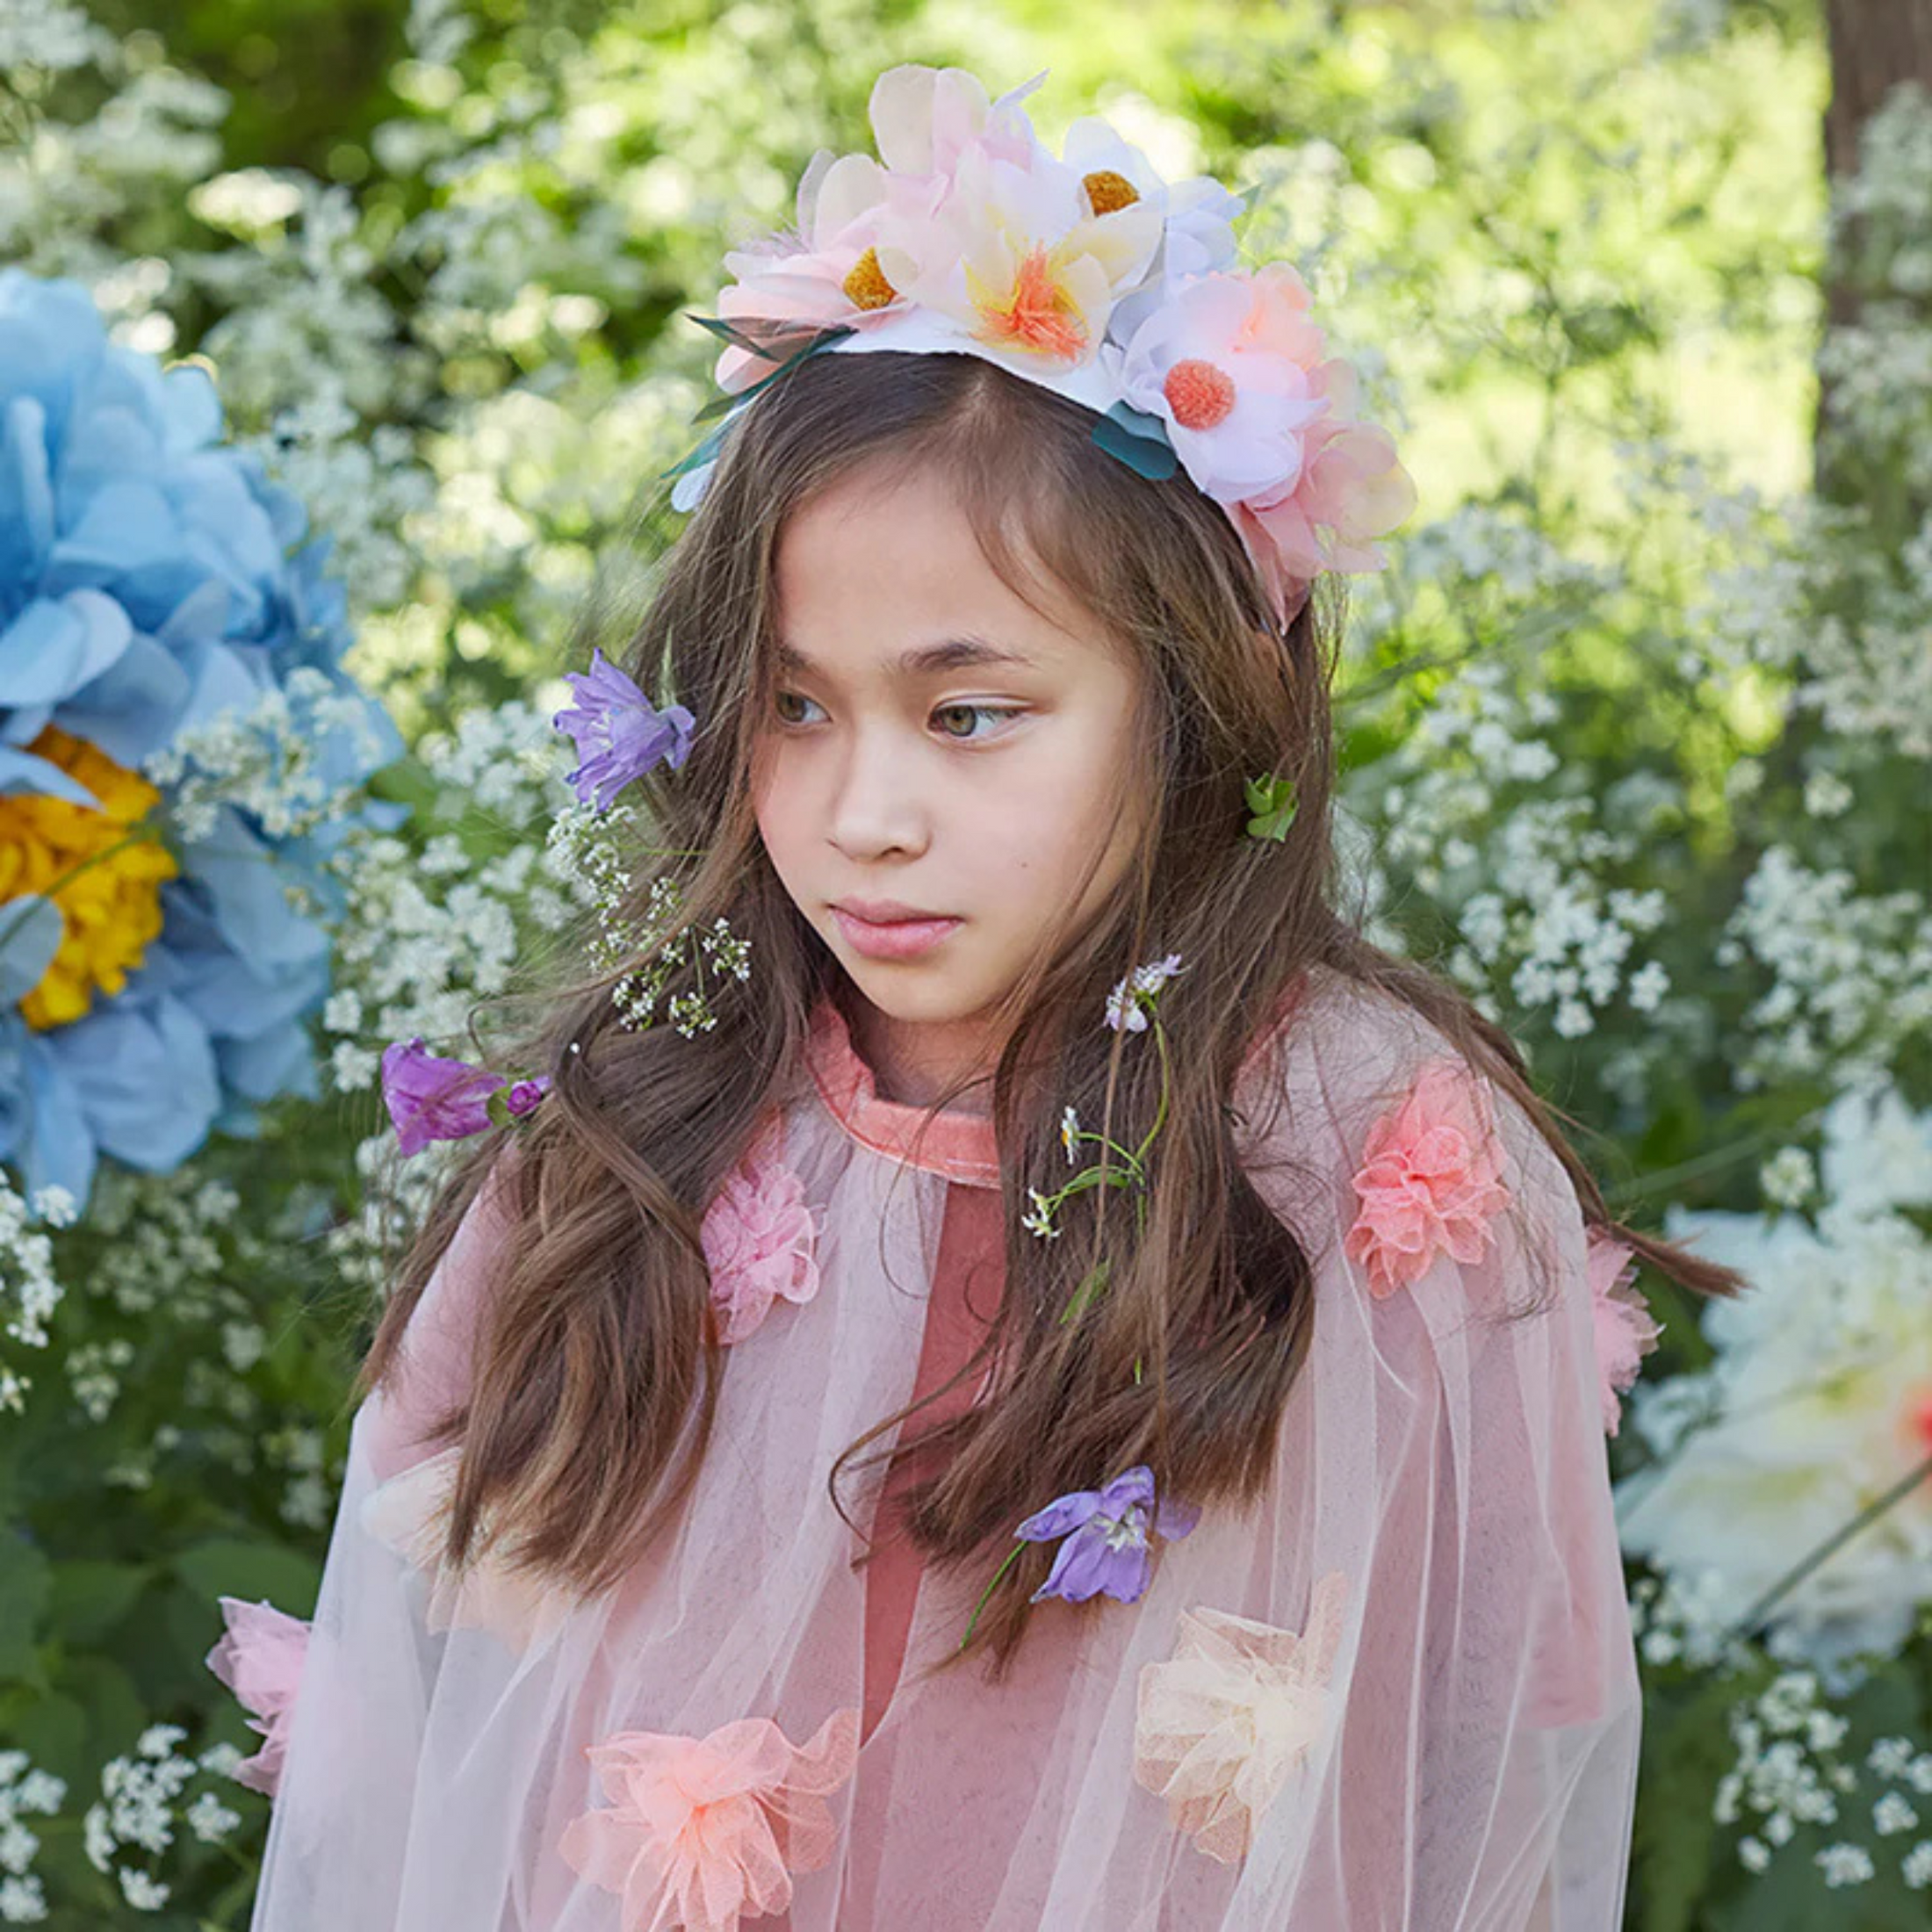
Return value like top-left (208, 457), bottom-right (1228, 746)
top-left (1083, 169), bottom-right (1141, 217)
top-left (840, 247), bottom-right (898, 311)
top-left (0, 724), bottom-right (179, 1032)
top-left (971, 244), bottom-right (1087, 362)
top-left (1163, 357), bottom-right (1238, 431)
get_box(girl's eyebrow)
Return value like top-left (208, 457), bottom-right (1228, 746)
top-left (774, 634), bottom-right (1041, 680)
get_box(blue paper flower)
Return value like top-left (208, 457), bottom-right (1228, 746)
top-left (1016, 1465), bottom-right (1201, 1604)
top-left (551, 646), bottom-right (695, 811)
top-left (0, 269), bottom-right (405, 1204)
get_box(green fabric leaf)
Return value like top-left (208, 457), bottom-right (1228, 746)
top-left (1092, 413), bottom-right (1179, 480)
top-left (1244, 772), bottom-right (1301, 841)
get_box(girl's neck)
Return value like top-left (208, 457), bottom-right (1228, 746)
top-left (844, 995), bottom-right (1002, 1116)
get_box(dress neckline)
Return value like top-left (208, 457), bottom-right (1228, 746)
top-left (804, 998), bottom-right (1003, 1191)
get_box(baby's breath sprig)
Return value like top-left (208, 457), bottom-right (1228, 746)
top-left (545, 803), bottom-right (751, 1038)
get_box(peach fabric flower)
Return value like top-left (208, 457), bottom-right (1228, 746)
top-left (558, 1706), bottom-right (861, 1932)
top-left (1133, 1571), bottom-right (1349, 1864)
top-left (1343, 1058), bottom-right (1513, 1300)
top-left (204, 1597), bottom-right (311, 1798)
top-left (1584, 1229), bottom-right (1662, 1437)
top-left (700, 1155), bottom-right (823, 1344)
top-left (358, 1445), bottom-right (574, 1652)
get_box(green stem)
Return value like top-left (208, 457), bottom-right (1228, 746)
top-left (959, 1542), bottom-right (1027, 1650)
top-left (1722, 1449), bottom-right (1932, 1644)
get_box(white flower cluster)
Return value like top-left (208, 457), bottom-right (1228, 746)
top-left (0, 1748), bottom-right (65, 1927)
top-left (1616, 1084), bottom-right (1932, 1673)
top-left (141, 667), bottom-right (393, 845)
top-left (78, 1726), bottom-right (245, 1917)
top-left (0, 1179), bottom-right (77, 1416)
top-left (1712, 1671), bottom-right (1932, 1892)
top-left (1717, 844), bottom-right (1932, 1092)
top-left (1360, 658), bottom-right (1676, 1042)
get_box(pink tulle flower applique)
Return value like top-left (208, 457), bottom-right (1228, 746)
top-left (1343, 1057), bottom-right (1514, 1300)
top-left (1585, 1229), bottom-right (1663, 1437)
top-left (359, 1446), bottom-right (574, 1653)
top-left (558, 1706), bottom-right (861, 1932)
top-left (1134, 1570), bottom-right (1350, 1864)
top-left (700, 1155), bottom-right (823, 1345)
top-left (204, 1597), bottom-right (312, 1798)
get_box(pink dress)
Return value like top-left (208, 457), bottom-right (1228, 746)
top-left (230, 965), bottom-right (1647, 1930)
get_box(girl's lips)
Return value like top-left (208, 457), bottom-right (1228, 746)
top-left (830, 907), bottom-right (963, 961)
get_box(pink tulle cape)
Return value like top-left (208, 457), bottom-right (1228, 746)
top-left (239, 966), bottom-right (1643, 1929)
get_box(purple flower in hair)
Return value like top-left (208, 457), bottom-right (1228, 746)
top-left (551, 647), bottom-right (696, 811)
top-left (1017, 1465), bottom-right (1201, 1605)
top-left (380, 1038), bottom-right (551, 1157)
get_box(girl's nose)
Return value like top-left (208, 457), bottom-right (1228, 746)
top-left (825, 723), bottom-right (930, 861)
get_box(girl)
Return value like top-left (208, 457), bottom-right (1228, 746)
top-left (217, 63), bottom-right (1742, 1932)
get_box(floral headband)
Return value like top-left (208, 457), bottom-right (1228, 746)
top-left (663, 64), bottom-right (1418, 630)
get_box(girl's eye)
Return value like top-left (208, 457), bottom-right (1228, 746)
top-left (931, 703), bottom-right (1023, 742)
top-left (773, 690), bottom-right (824, 727)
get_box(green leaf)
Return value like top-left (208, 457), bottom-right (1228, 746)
top-left (1244, 772), bottom-right (1301, 841)
top-left (1628, 1671), bottom-right (1738, 1932)
top-left (1058, 1258), bottom-right (1113, 1325)
top-left (485, 1086), bottom-right (515, 1129)
top-left (49, 1559), bottom-right (151, 1645)
top-left (0, 1532), bottom-right (52, 1679)
top-left (169, 1539), bottom-right (321, 1618)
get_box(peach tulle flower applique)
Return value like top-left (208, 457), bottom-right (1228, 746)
top-left (204, 1596), bottom-right (312, 1798)
top-left (358, 1446), bottom-right (573, 1653)
top-left (558, 1706), bottom-right (861, 1932)
top-left (1343, 1057), bottom-right (1513, 1300)
top-left (1585, 1228), bottom-right (1663, 1437)
top-left (700, 1154), bottom-right (824, 1345)
top-left (1134, 1570), bottom-right (1349, 1864)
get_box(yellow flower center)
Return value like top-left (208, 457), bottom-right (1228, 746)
top-left (1083, 169), bottom-right (1140, 217)
top-left (0, 724), bottom-right (179, 1031)
top-left (970, 244), bottom-right (1088, 362)
top-left (1163, 357), bottom-right (1238, 431)
top-left (840, 247), bottom-right (898, 311)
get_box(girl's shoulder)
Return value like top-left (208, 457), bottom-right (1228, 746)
top-left (1231, 963), bottom-right (1581, 1259)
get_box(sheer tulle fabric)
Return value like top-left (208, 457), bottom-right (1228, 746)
top-left (237, 968), bottom-right (1642, 1928)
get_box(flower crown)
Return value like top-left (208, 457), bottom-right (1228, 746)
top-left (664, 65), bottom-right (1418, 629)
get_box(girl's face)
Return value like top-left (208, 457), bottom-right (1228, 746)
top-left (753, 459), bottom-right (1148, 1070)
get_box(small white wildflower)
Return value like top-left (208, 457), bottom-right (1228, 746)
top-left (1869, 1737), bottom-right (1917, 1781)
top-left (1737, 1835), bottom-right (1770, 1873)
top-left (1758, 1146), bottom-right (1816, 1208)
top-left (184, 1790), bottom-right (242, 1843)
top-left (1105, 952), bottom-right (1184, 1032)
top-left (1814, 1842), bottom-right (1874, 1887)
top-left (1875, 1791), bottom-right (1920, 1835)
top-left (1903, 1839), bottom-right (1932, 1888)
top-left (1020, 1188), bottom-right (1061, 1241)
top-left (117, 1866), bottom-right (169, 1910)
top-left (1059, 1107), bottom-right (1080, 1165)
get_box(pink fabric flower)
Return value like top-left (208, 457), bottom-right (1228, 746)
top-left (1114, 266), bottom-right (1330, 506)
top-left (204, 1597), bottom-right (311, 1798)
top-left (700, 1156), bottom-right (823, 1344)
top-left (1133, 1571), bottom-right (1349, 1864)
top-left (558, 1706), bottom-right (861, 1932)
top-left (1343, 1058), bottom-right (1514, 1300)
top-left (1585, 1229), bottom-right (1662, 1437)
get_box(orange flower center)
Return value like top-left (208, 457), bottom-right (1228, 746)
top-left (0, 724), bottom-right (179, 1032)
top-left (1162, 357), bottom-right (1238, 431)
top-left (840, 247), bottom-right (897, 312)
top-left (1082, 169), bottom-right (1140, 216)
top-left (975, 244), bottom-right (1087, 362)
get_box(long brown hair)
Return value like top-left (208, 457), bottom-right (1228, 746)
top-left (356, 346), bottom-right (1743, 1671)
